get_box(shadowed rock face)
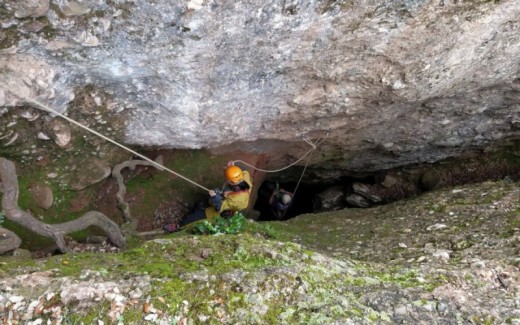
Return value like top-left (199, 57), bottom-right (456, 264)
top-left (1, 0), bottom-right (520, 172)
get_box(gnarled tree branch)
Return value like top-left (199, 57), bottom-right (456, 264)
top-left (0, 157), bottom-right (125, 253)
top-left (112, 156), bottom-right (164, 223)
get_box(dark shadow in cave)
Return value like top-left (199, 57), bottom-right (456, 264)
top-left (254, 180), bottom-right (312, 221)
top-left (253, 175), bottom-right (377, 221)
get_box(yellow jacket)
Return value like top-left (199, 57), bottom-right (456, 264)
top-left (205, 170), bottom-right (253, 220)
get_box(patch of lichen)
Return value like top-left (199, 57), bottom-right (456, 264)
top-left (39, 20), bottom-right (57, 40)
top-left (317, 0), bottom-right (355, 14)
top-left (0, 4), bottom-right (9, 20)
top-left (0, 26), bottom-right (20, 50)
top-left (114, 235), bottom-right (368, 322)
top-left (69, 84), bottom-right (129, 153)
top-left (63, 301), bottom-right (112, 324)
top-left (0, 218), bottom-right (465, 323)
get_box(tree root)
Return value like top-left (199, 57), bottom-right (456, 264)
top-left (111, 156), bottom-right (164, 223)
top-left (0, 157), bottom-right (125, 254)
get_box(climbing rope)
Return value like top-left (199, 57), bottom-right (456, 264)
top-left (4, 87), bottom-right (328, 193)
top-left (5, 88), bottom-right (212, 192)
top-left (292, 140), bottom-right (315, 196)
top-left (233, 131), bottom-right (329, 197)
top-left (232, 132), bottom-right (329, 173)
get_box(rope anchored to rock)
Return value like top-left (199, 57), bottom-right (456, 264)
top-left (233, 132), bottom-right (330, 196)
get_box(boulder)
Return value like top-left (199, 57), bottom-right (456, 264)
top-left (352, 182), bottom-right (382, 204)
top-left (69, 158), bottom-right (111, 190)
top-left (46, 119), bottom-right (72, 148)
top-left (313, 186), bottom-right (345, 212)
top-left (345, 193), bottom-right (371, 208)
top-left (28, 183), bottom-right (53, 209)
top-left (7, 0), bottom-right (50, 18)
top-left (1, 1), bottom-right (520, 173)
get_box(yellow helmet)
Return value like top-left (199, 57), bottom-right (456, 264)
top-left (225, 166), bottom-right (244, 184)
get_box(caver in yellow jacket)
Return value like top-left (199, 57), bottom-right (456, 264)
top-left (162, 167), bottom-right (253, 233)
top-left (205, 170), bottom-right (253, 220)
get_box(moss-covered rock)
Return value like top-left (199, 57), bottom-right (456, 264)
top-left (1, 179), bottom-right (519, 323)
top-left (0, 233), bottom-right (436, 324)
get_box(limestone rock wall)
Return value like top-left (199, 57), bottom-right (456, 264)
top-left (1, 0), bottom-right (520, 172)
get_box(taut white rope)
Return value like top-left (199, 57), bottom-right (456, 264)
top-left (6, 88), bottom-right (212, 192)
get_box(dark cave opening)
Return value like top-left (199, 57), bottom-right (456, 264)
top-left (253, 175), bottom-right (377, 221)
top-left (252, 150), bottom-right (520, 222)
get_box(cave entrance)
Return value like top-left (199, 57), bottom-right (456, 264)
top-left (253, 176), bottom-right (376, 221)
top-left (254, 180), bottom-right (313, 221)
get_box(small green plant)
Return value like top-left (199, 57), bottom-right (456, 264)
top-left (192, 212), bottom-right (245, 235)
top-left (0, 211), bottom-right (5, 227)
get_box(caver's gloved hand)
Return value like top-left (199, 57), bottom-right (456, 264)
top-left (209, 188), bottom-right (224, 211)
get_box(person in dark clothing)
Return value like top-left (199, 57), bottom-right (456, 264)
top-left (268, 183), bottom-right (293, 220)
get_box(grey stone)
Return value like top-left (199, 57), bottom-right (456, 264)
top-left (28, 183), bottom-right (53, 210)
top-left (394, 305), bottom-right (408, 316)
top-left (8, 0), bottom-right (50, 18)
top-left (314, 186), bottom-right (345, 211)
top-left (352, 182), bottom-right (382, 203)
top-left (69, 158), bottom-right (111, 190)
top-left (345, 194), bottom-right (371, 208)
top-left (46, 119), bottom-right (72, 148)
top-left (60, 1), bottom-right (91, 16)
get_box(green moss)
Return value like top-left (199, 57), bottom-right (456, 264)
top-left (0, 26), bottom-right (20, 49)
top-left (426, 203), bottom-right (446, 213)
top-left (471, 316), bottom-right (497, 325)
top-left (93, 10), bottom-right (105, 18)
top-left (8, 160), bottom-right (103, 249)
top-left (0, 215), bottom-right (494, 324)
top-left (49, 2), bottom-right (67, 19)
top-left (319, 0), bottom-right (355, 14)
top-left (0, 103), bottom-right (135, 250)
top-left (509, 211), bottom-right (520, 228)
top-left (122, 149), bottom-right (228, 221)
top-left (0, 4), bottom-right (9, 18)
top-left (40, 24), bottom-right (57, 40)
top-left (64, 301), bottom-right (112, 324)
top-left (0, 258), bottom-right (40, 278)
